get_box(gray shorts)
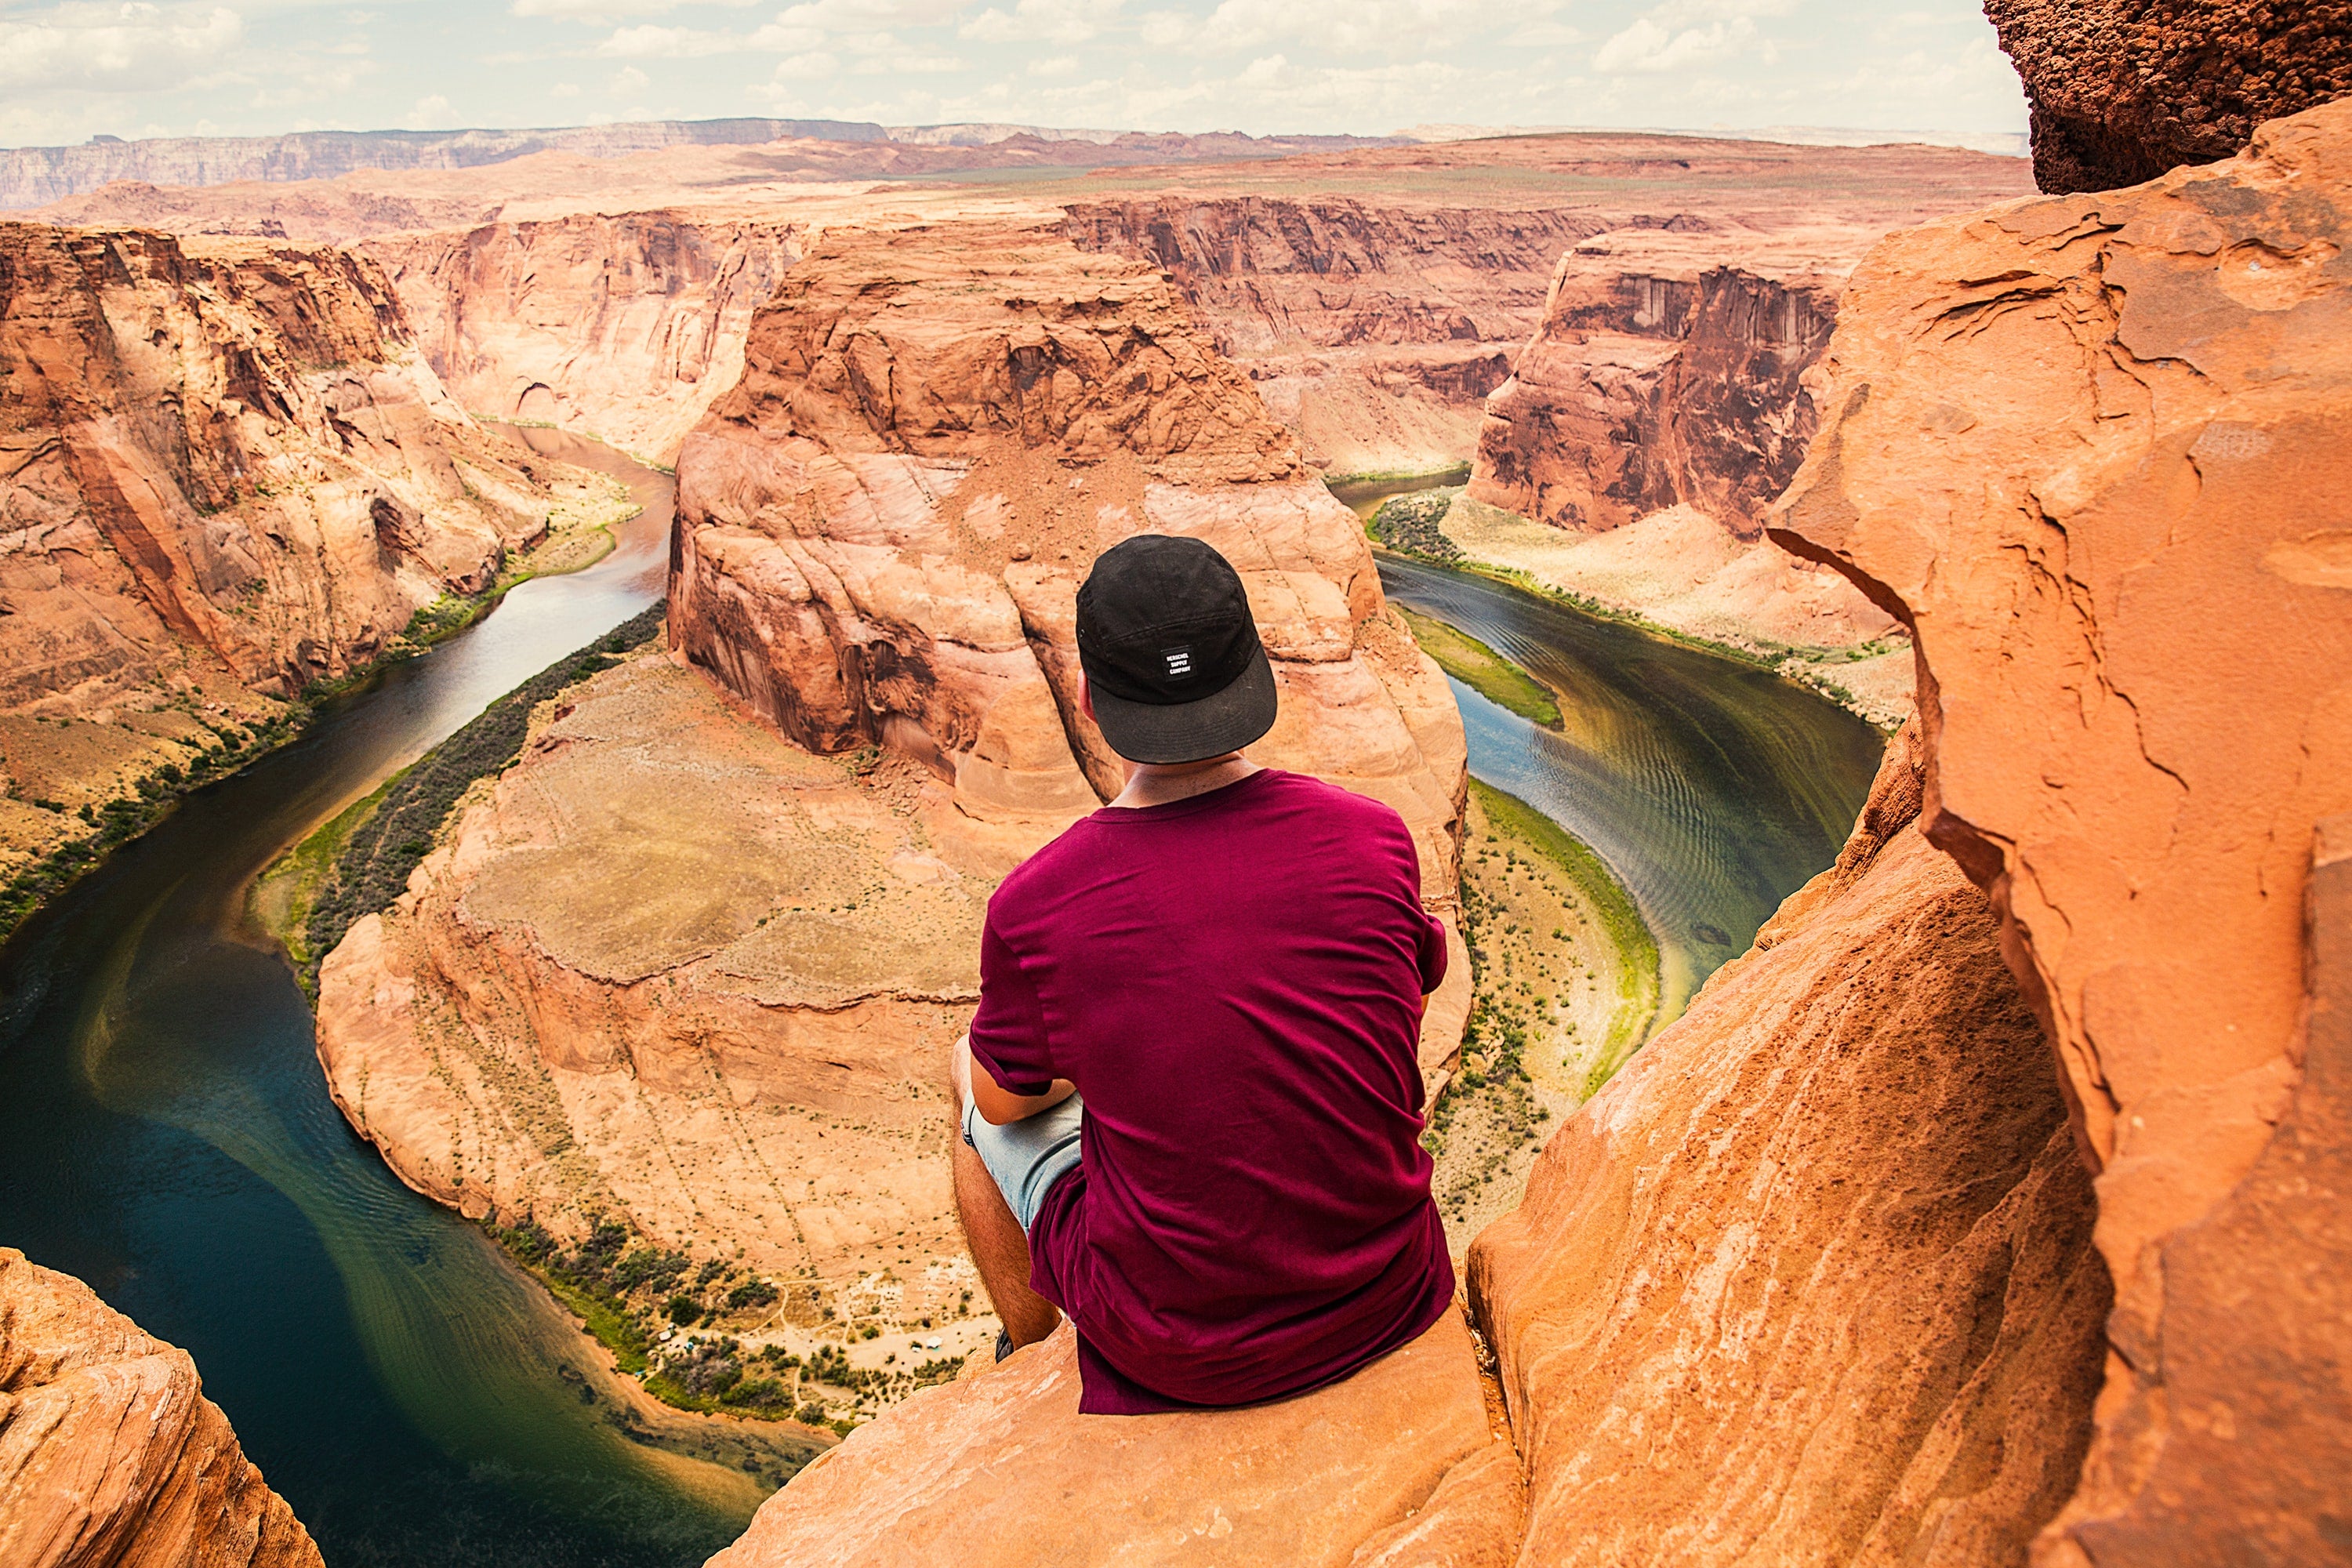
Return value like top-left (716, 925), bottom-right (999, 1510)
top-left (960, 1091), bottom-right (1084, 1232)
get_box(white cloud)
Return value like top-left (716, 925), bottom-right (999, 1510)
top-left (513, 0), bottom-right (753, 17)
top-left (1594, 14), bottom-right (1756, 74)
top-left (549, 79), bottom-right (582, 95)
top-left (407, 92), bottom-right (458, 126)
top-left (854, 49), bottom-right (964, 72)
top-left (0, 3), bottom-right (245, 94)
top-left (771, 0), bottom-right (970, 29)
top-left (960, 0), bottom-right (1122, 45)
top-left (1140, 0), bottom-right (1521, 58)
top-left (771, 50), bottom-right (839, 80)
top-left (1508, 20), bottom-right (1581, 47)
top-left (747, 20), bottom-right (825, 49)
top-left (608, 64), bottom-right (649, 92)
top-left (594, 24), bottom-right (735, 56)
top-left (1029, 53), bottom-right (1080, 76)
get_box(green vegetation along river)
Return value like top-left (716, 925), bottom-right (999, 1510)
top-left (1379, 555), bottom-right (1884, 1026)
top-left (0, 430), bottom-right (804, 1568)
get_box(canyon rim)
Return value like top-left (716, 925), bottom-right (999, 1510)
top-left (0, 10), bottom-right (2347, 1568)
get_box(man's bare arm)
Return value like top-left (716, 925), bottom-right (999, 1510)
top-left (955, 1033), bottom-right (1077, 1126)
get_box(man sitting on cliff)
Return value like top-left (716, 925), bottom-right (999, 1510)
top-left (951, 533), bottom-right (1454, 1414)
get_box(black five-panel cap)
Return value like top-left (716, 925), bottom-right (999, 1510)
top-left (1076, 534), bottom-right (1278, 765)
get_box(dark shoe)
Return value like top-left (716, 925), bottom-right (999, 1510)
top-left (994, 1327), bottom-right (1014, 1363)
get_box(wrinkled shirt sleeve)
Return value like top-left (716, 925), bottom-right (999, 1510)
top-left (1416, 906), bottom-right (1449, 997)
top-left (967, 915), bottom-right (1056, 1096)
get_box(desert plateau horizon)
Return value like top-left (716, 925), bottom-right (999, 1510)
top-left (0, 3), bottom-right (2346, 1566)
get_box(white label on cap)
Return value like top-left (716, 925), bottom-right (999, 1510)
top-left (1162, 647), bottom-right (1192, 678)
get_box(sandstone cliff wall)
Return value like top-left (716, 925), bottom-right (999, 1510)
top-left (697, 720), bottom-right (2110, 1566)
top-left (0, 223), bottom-right (607, 879)
top-left (1428, 226), bottom-right (1908, 682)
top-left (1468, 234), bottom-right (1847, 539)
top-left (318, 223), bottom-right (1471, 1363)
top-left (0, 223), bottom-right (586, 710)
top-left (666, 222), bottom-right (1468, 909)
top-left (1063, 198), bottom-right (1591, 476)
top-left (1984, 0), bottom-right (2350, 194)
top-left (0, 1248), bottom-right (323, 1568)
top-left (1773, 97), bottom-right (2352, 1562)
top-left (1467, 724), bottom-right (2107, 1564)
top-left (362, 213), bottom-right (803, 463)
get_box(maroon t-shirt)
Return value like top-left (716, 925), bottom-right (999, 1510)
top-left (967, 768), bottom-right (1454, 1414)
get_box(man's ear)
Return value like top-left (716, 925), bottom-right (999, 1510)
top-left (1079, 676), bottom-right (1096, 724)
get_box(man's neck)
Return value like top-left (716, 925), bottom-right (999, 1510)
top-left (1109, 752), bottom-right (1260, 811)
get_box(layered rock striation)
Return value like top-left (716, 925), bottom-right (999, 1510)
top-left (1468, 230), bottom-right (1856, 539)
top-left (318, 222), bottom-right (1469, 1355)
top-left (1773, 97), bottom-right (2352, 1562)
top-left (703, 723), bottom-right (2111, 1566)
top-left (1984, 0), bottom-right (2352, 194)
top-left (1428, 169), bottom-right (2049, 685)
top-left (666, 222), bottom-right (1468, 909)
top-left (362, 213), bottom-right (803, 462)
top-left (1064, 198), bottom-right (1592, 477)
top-left (0, 223), bottom-right (605, 878)
top-left (0, 224), bottom-right (565, 710)
top-left (1429, 227), bottom-right (1909, 689)
top-left (1468, 724), bottom-right (2107, 1564)
top-left (0, 1248), bottom-right (323, 1568)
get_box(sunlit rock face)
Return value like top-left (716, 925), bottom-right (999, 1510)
top-left (693, 731), bottom-right (2114, 1568)
top-left (705, 1312), bottom-right (1519, 1568)
top-left (0, 223), bottom-right (568, 711)
top-left (1063, 195), bottom-right (1588, 479)
top-left (1469, 724), bottom-right (2109, 1566)
top-left (1773, 99), bottom-right (2352, 1563)
top-left (666, 219), bottom-right (1469, 1001)
top-left (1468, 234), bottom-right (1850, 541)
top-left (1983, 0), bottom-right (2352, 194)
top-left (363, 212), bottom-right (803, 463)
top-left (0, 1248), bottom-right (325, 1568)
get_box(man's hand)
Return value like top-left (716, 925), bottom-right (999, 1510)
top-left (954, 1033), bottom-right (1076, 1127)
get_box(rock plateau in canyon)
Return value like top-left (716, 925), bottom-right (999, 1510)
top-left (313, 223), bottom-right (1472, 1350)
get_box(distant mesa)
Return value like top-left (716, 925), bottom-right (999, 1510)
top-left (0, 118), bottom-right (1396, 212)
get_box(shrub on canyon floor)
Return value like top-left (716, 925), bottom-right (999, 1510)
top-left (727, 1279), bottom-right (779, 1312)
top-left (0, 709), bottom-right (303, 944)
top-left (612, 1246), bottom-right (689, 1294)
top-left (1366, 488), bottom-right (1466, 562)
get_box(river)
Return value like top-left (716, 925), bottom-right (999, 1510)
top-left (1377, 557), bottom-right (1883, 1025)
top-left (0, 450), bottom-right (1878, 1568)
top-left (0, 431), bottom-right (779, 1567)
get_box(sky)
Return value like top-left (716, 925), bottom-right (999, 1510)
top-left (0, 0), bottom-right (2031, 148)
